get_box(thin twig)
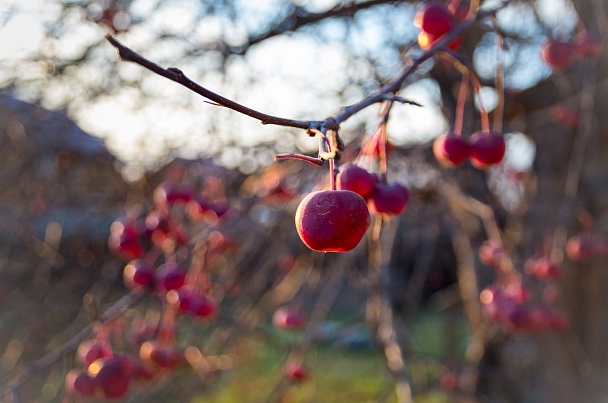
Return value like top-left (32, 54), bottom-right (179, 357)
top-left (105, 2), bottom-right (508, 134)
top-left (1, 291), bottom-right (144, 393)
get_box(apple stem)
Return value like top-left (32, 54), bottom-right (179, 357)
top-left (493, 29), bottom-right (505, 133)
top-left (469, 72), bottom-right (490, 133)
top-left (454, 73), bottom-right (469, 136)
top-left (329, 158), bottom-right (336, 191)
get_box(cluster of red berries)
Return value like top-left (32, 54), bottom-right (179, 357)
top-left (272, 307), bottom-right (310, 382)
top-left (65, 335), bottom-right (173, 399)
top-left (294, 162), bottom-right (409, 253)
top-left (433, 131), bottom-right (506, 168)
top-left (542, 32), bottom-right (602, 70)
top-left (108, 182), bottom-right (230, 261)
top-left (66, 179), bottom-right (238, 399)
top-left (415, 1), bottom-right (466, 51)
top-left (478, 241), bottom-right (568, 333)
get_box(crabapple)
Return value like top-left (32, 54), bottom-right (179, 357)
top-left (542, 40), bottom-right (574, 69)
top-left (65, 370), bottom-right (96, 396)
top-left (469, 131), bottom-right (506, 168)
top-left (87, 357), bottom-right (132, 399)
top-left (573, 32), bottom-right (602, 59)
top-left (366, 182), bottom-right (409, 216)
top-left (77, 340), bottom-right (113, 368)
top-left (415, 2), bottom-right (454, 36)
top-left (284, 362), bottom-right (309, 382)
top-left (433, 133), bottom-right (471, 166)
top-left (123, 259), bottom-right (155, 291)
top-left (155, 264), bottom-right (186, 292)
top-left (273, 307), bottom-right (306, 330)
top-left (336, 163), bottom-right (376, 198)
top-left (295, 190), bottom-right (370, 252)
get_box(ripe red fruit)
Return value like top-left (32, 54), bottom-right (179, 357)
top-left (433, 133), bottom-right (471, 166)
top-left (478, 240), bottom-right (504, 267)
top-left (525, 257), bottom-right (561, 280)
top-left (108, 221), bottom-right (143, 260)
top-left (139, 341), bottom-right (182, 368)
top-left (284, 362), bottom-right (309, 382)
top-left (415, 2), bottom-right (454, 36)
top-left (273, 307), bottom-right (306, 330)
top-left (295, 190), bottom-right (370, 253)
top-left (573, 33), bottom-right (602, 59)
top-left (65, 370), bottom-right (96, 396)
top-left (77, 340), bottom-right (113, 368)
top-left (542, 40), bottom-right (574, 69)
top-left (469, 131), bottom-right (506, 168)
top-left (88, 357), bottom-right (132, 399)
top-left (366, 182), bottom-right (409, 216)
top-left (155, 264), bottom-right (186, 292)
top-left (566, 234), bottom-right (608, 262)
top-left (336, 163), bottom-right (376, 198)
top-left (123, 259), bottom-right (155, 290)
top-left (153, 183), bottom-right (194, 207)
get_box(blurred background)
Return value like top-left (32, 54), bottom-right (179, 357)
top-left (0, 0), bottom-right (606, 402)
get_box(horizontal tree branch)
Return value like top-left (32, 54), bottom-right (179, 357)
top-left (106, 1), bottom-right (508, 135)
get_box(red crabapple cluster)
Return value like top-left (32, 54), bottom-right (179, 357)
top-left (477, 228), bottom-right (607, 334)
top-left (293, 123), bottom-right (409, 253)
top-left (415, 1), bottom-right (467, 51)
top-left (66, 181), bottom-right (234, 399)
top-left (478, 240), bottom-right (569, 333)
top-left (433, 130), bottom-right (505, 169)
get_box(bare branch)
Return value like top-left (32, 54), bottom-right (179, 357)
top-left (1, 291), bottom-right (144, 393)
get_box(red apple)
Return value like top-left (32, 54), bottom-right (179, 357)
top-left (123, 259), bottom-right (155, 290)
top-left (336, 163), bottom-right (376, 198)
top-left (469, 131), bottom-right (506, 168)
top-left (566, 234), bottom-right (608, 262)
top-left (573, 32), bottom-right (602, 59)
top-left (366, 182), bottom-right (409, 216)
top-left (542, 40), bottom-right (574, 70)
top-left (415, 2), bottom-right (454, 36)
top-left (525, 257), bottom-right (561, 280)
top-left (273, 307), bottom-right (306, 330)
top-left (155, 264), bottom-right (186, 292)
top-left (433, 133), bottom-right (471, 166)
top-left (153, 182), bottom-right (194, 207)
top-left (139, 341), bottom-right (182, 368)
top-left (77, 340), bottom-right (113, 368)
top-left (65, 370), bottom-right (96, 396)
top-left (88, 357), bottom-right (132, 399)
top-left (284, 362), bottom-right (309, 382)
top-left (295, 190), bottom-right (370, 252)
top-left (478, 241), bottom-right (504, 267)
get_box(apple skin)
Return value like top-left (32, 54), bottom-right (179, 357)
top-left (367, 183), bottom-right (409, 216)
top-left (469, 131), bottom-right (506, 168)
top-left (295, 190), bottom-right (370, 253)
top-left (433, 133), bottom-right (471, 166)
top-left (336, 163), bottom-right (376, 198)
